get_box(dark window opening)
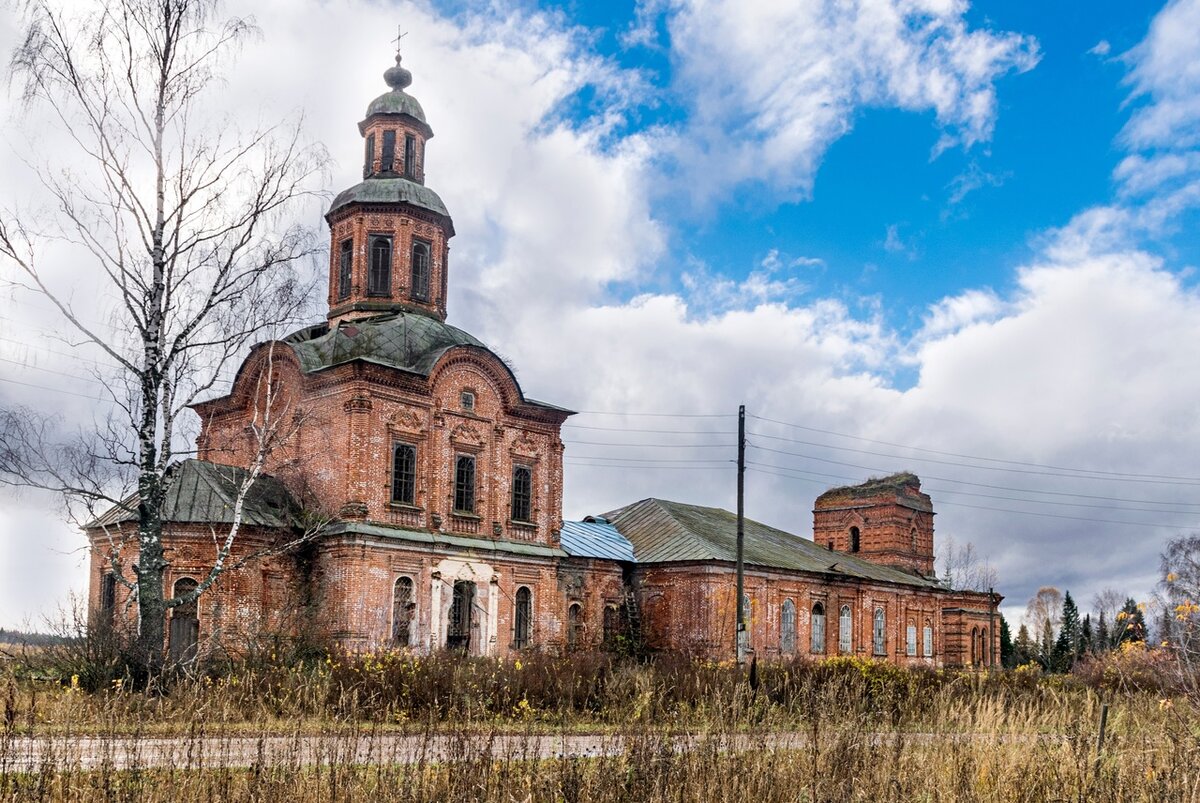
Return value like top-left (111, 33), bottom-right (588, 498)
top-left (454, 455), bottom-right (476, 513)
top-left (447, 580), bottom-right (474, 651)
top-left (381, 130), bottom-right (396, 172)
top-left (368, 236), bottom-right (392, 296)
top-left (364, 133), bottom-right (375, 177)
top-left (100, 572), bottom-right (117, 624)
top-left (514, 586), bottom-right (532, 649)
top-left (410, 239), bottom-right (431, 301)
top-left (391, 443), bottom-right (416, 505)
top-left (850, 526), bottom-right (860, 553)
top-left (392, 576), bottom-right (414, 646)
top-left (567, 603), bottom-right (583, 651)
top-left (404, 134), bottom-right (416, 178)
top-left (168, 577), bottom-right (199, 664)
top-left (511, 466), bottom-right (532, 522)
top-left (603, 604), bottom-right (623, 649)
top-left (337, 239), bottom-right (353, 300)
top-left (460, 390), bottom-right (475, 411)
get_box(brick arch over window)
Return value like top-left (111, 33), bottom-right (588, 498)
top-left (225, 341), bottom-right (305, 409)
top-left (428, 349), bottom-right (528, 412)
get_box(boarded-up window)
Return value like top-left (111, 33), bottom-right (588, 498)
top-left (839, 605), bottom-right (852, 653)
top-left (514, 586), bottom-right (532, 649)
top-left (392, 576), bottom-right (414, 646)
top-left (100, 572), bottom-right (117, 624)
top-left (781, 599), bottom-right (796, 654)
top-left (454, 455), bottom-right (476, 513)
top-left (391, 443), bottom-right (416, 505)
top-left (873, 607), bottom-right (886, 655)
top-left (168, 577), bottom-right (199, 665)
top-left (511, 466), bottom-right (532, 522)
top-left (811, 603), bottom-right (825, 654)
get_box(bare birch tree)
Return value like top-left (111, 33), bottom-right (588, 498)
top-left (936, 534), bottom-right (999, 591)
top-left (0, 0), bottom-right (327, 673)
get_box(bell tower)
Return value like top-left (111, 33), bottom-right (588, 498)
top-left (325, 52), bottom-right (455, 324)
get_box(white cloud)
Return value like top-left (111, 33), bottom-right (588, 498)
top-left (1088, 40), bottom-right (1112, 57)
top-left (654, 0), bottom-right (1039, 201)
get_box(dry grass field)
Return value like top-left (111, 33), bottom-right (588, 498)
top-left (1, 649), bottom-right (1198, 801)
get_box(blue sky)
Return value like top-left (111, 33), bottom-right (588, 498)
top-left (2, 0), bottom-right (1200, 627)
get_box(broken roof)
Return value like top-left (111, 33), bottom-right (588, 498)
top-left (602, 498), bottom-right (942, 589)
top-left (814, 472), bottom-right (933, 514)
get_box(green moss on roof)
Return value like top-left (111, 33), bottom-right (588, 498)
top-left (603, 498), bottom-right (942, 589)
top-left (284, 312), bottom-right (485, 377)
top-left (815, 472), bottom-right (932, 513)
top-left (328, 177), bottom-right (449, 219)
top-left (365, 89), bottom-right (427, 123)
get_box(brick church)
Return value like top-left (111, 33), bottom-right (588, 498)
top-left (86, 54), bottom-right (1001, 668)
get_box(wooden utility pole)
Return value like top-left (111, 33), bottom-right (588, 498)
top-left (988, 586), bottom-right (996, 668)
top-left (736, 404), bottom-right (747, 664)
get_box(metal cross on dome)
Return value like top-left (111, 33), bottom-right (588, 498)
top-left (392, 26), bottom-right (408, 56)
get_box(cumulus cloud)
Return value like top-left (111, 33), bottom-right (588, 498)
top-left (652, 0), bottom-right (1039, 202)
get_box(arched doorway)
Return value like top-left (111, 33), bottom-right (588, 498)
top-left (168, 577), bottom-right (199, 664)
top-left (447, 580), bottom-right (475, 651)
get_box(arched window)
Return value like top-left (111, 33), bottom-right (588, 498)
top-left (168, 577), bottom-right (199, 664)
top-left (810, 603), bottom-right (826, 653)
top-left (742, 594), bottom-right (752, 647)
top-left (454, 454), bottom-right (476, 513)
top-left (850, 526), bottom-right (861, 553)
top-left (906, 620), bottom-right (917, 656)
top-left (511, 466), bottom-right (532, 522)
top-left (838, 605), bottom-right (853, 653)
top-left (99, 572), bottom-right (117, 625)
top-left (368, 236), bottom-right (392, 296)
top-left (970, 627), bottom-right (978, 665)
top-left (567, 603), bottom-right (582, 651)
top-left (980, 627), bottom-right (989, 666)
top-left (781, 599), bottom-right (796, 654)
top-left (410, 239), bottom-right (430, 301)
top-left (337, 239), bottom-right (353, 300)
top-left (873, 607), bottom-right (886, 655)
top-left (392, 576), bottom-right (414, 646)
top-left (923, 619), bottom-right (933, 657)
top-left (513, 586), bottom-right (532, 649)
top-left (404, 134), bottom-right (417, 178)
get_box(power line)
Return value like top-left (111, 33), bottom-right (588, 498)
top-left (748, 413), bottom-right (1200, 483)
top-left (568, 453), bottom-right (732, 464)
top-left (565, 460), bottom-right (728, 471)
top-left (745, 467), bottom-right (1197, 530)
top-left (748, 442), bottom-right (1200, 488)
top-left (567, 440), bottom-right (735, 448)
top-left (563, 423), bottom-right (737, 435)
top-left (745, 460), bottom-right (1200, 516)
top-left (574, 410), bottom-right (731, 418)
top-left (0, 374), bottom-right (115, 402)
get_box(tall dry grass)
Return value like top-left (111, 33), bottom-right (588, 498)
top-left (2, 652), bottom-right (1198, 801)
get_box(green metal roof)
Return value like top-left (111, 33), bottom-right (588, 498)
top-left (365, 89), bottom-right (427, 123)
top-left (602, 498), bottom-right (943, 589)
top-left (284, 312), bottom-right (485, 376)
top-left (85, 459), bottom-right (299, 530)
top-left (326, 521), bottom-right (568, 558)
top-left (328, 177), bottom-right (449, 219)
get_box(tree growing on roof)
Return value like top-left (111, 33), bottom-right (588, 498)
top-left (0, 0), bottom-right (326, 676)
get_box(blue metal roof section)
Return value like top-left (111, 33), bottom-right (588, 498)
top-left (560, 518), bottom-right (636, 562)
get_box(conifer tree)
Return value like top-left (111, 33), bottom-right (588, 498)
top-left (1013, 623), bottom-right (1035, 666)
top-left (1000, 615), bottom-right (1014, 668)
top-left (1097, 611), bottom-right (1110, 652)
top-left (1052, 591), bottom-right (1082, 671)
top-left (1040, 619), bottom-right (1055, 669)
top-left (1080, 614), bottom-right (1093, 655)
top-left (1117, 598), bottom-right (1146, 644)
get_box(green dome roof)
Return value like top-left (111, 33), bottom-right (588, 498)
top-left (284, 312), bottom-right (486, 377)
top-left (365, 89), bottom-right (427, 123)
top-left (328, 177), bottom-right (450, 220)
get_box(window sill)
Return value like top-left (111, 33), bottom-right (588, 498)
top-left (451, 510), bottom-right (480, 520)
top-left (388, 502), bottom-right (423, 512)
top-left (509, 519), bottom-right (536, 528)
top-left (366, 292), bottom-right (391, 298)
